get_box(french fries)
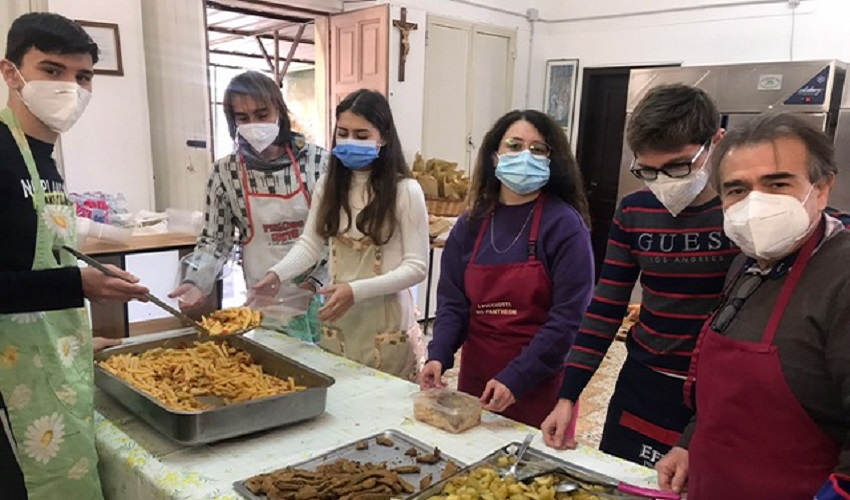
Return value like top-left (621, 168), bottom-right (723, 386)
top-left (99, 341), bottom-right (305, 411)
top-left (200, 306), bottom-right (262, 336)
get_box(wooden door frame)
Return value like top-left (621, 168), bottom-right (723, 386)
top-left (574, 66), bottom-right (633, 169)
top-left (327, 4), bottom-right (390, 145)
top-left (575, 64), bottom-right (681, 164)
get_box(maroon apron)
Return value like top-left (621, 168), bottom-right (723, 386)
top-left (458, 195), bottom-right (565, 428)
top-left (683, 221), bottom-right (839, 499)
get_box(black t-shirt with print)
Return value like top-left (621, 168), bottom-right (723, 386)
top-left (0, 121), bottom-right (83, 313)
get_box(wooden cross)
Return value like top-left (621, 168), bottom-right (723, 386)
top-left (392, 7), bottom-right (418, 82)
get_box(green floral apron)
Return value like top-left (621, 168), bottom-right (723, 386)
top-left (0, 108), bottom-right (103, 500)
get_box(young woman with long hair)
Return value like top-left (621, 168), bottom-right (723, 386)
top-left (420, 110), bottom-right (594, 428)
top-left (254, 89), bottom-right (429, 378)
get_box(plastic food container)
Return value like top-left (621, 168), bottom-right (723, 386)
top-left (413, 389), bottom-right (482, 434)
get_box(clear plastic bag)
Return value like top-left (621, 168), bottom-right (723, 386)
top-left (178, 251), bottom-right (233, 296)
top-left (249, 284), bottom-right (314, 331)
top-left (413, 388), bottom-right (482, 434)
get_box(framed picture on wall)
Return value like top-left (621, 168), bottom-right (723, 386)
top-left (543, 59), bottom-right (579, 134)
top-left (76, 20), bottom-right (124, 76)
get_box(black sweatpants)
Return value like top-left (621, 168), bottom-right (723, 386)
top-left (0, 394), bottom-right (28, 500)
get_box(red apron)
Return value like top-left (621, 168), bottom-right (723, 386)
top-left (684, 221), bottom-right (839, 499)
top-left (459, 195), bottom-right (570, 428)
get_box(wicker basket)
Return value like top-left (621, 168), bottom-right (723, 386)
top-left (425, 197), bottom-right (466, 217)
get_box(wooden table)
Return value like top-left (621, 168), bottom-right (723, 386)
top-left (83, 233), bottom-right (221, 338)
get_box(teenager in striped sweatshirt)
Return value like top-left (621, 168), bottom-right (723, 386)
top-left (541, 84), bottom-right (736, 467)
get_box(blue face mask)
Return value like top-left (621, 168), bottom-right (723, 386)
top-left (332, 139), bottom-right (380, 170)
top-left (495, 150), bottom-right (551, 195)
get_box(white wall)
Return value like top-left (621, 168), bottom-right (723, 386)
top-left (531, 0), bottom-right (850, 143)
top-left (346, 0), bottom-right (532, 163)
top-left (48, 0), bottom-right (155, 213)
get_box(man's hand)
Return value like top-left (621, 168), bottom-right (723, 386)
top-left (480, 379), bottom-right (516, 413)
top-left (656, 446), bottom-right (689, 493)
top-left (419, 360), bottom-right (445, 389)
top-left (541, 399), bottom-right (578, 450)
top-left (81, 266), bottom-right (149, 303)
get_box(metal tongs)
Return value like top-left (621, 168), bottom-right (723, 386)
top-left (518, 464), bottom-right (681, 499)
top-left (61, 245), bottom-right (212, 337)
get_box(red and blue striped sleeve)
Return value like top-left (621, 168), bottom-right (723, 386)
top-left (560, 200), bottom-right (640, 401)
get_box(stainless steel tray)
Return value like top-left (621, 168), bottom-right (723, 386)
top-left (94, 331), bottom-right (335, 445)
top-left (233, 429), bottom-right (466, 499)
top-left (411, 442), bottom-right (644, 499)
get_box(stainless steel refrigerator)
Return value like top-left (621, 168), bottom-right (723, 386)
top-left (617, 60), bottom-right (848, 208)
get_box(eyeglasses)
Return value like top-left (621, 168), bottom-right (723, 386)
top-left (710, 274), bottom-right (764, 333)
top-left (629, 142), bottom-right (710, 181)
top-left (503, 138), bottom-right (551, 158)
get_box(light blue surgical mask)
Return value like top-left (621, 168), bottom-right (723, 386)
top-left (495, 150), bottom-right (551, 195)
top-left (332, 139), bottom-right (380, 170)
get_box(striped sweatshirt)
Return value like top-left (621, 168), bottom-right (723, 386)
top-left (560, 190), bottom-right (738, 401)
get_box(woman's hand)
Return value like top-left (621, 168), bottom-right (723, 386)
top-left (92, 337), bottom-right (121, 352)
top-left (480, 379), bottom-right (516, 413)
top-left (541, 399), bottom-right (578, 450)
top-left (419, 360), bottom-right (445, 390)
top-left (168, 283), bottom-right (205, 309)
top-left (318, 284), bottom-right (354, 322)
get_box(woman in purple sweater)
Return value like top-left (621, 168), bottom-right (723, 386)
top-left (419, 110), bottom-right (595, 428)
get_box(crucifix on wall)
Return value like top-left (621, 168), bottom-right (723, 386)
top-left (392, 7), bottom-right (418, 82)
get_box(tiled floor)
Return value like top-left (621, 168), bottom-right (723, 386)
top-left (439, 337), bottom-right (626, 450)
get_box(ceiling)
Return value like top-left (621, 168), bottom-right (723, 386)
top-left (206, 0), bottom-right (322, 75)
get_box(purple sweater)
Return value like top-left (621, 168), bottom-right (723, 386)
top-left (428, 196), bottom-right (595, 398)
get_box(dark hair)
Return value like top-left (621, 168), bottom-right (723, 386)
top-left (5, 13), bottom-right (98, 66)
top-left (317, 89), bottom-right (410, 245)
top-left (223, 71), bottom-right (292, 146)
top-left (468, 109), bottom-right (591, 227)
top-left (708, 112), bottom-right (837, 191)
top-left (627, 84), bottom-right (719, 154)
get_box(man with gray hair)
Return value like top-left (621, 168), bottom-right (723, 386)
top-left (656, 112), bottom-right (850, 499)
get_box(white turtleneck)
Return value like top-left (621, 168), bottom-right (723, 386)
top-left (270, 170), bottom-right (429, 306)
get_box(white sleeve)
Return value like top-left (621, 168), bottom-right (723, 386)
top-left (348, 179), bottom-right (429, 302)
top-left (269, 174), bottom-right (328, 282)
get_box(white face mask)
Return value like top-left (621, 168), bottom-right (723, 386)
top-left (723, 186), bottom-right (816, 261)
top-left (645, 163), bottom-right (710, 217)
top-left (238, 122), bottom-right (279, 153)
top-left (16, 70), bottom-right (91, 133)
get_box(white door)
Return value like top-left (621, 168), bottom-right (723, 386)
top-left (469, 29), bottom-right (514, 172)
top-left (418, 19), bottom-right (515, 321)
top-left (422, 20), bottom-right (472, 171)
top-left (143, 0), bottom-right (211, 211)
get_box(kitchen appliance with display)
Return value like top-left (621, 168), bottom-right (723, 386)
top-left (618, 60), bottom-right (849, 209)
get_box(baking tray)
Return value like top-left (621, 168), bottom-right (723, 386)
top-left (411, 442), bottom-right (645, 499)
top-left (233, 429), bottom-right (466, 499)
top-left (94, 330), bottom-right (335, 445)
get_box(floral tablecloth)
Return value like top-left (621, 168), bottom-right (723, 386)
top-left (94, 330), bottom-right (656, 499)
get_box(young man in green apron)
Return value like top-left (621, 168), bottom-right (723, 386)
top-left (0, 13), bottom-right (149, 500)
